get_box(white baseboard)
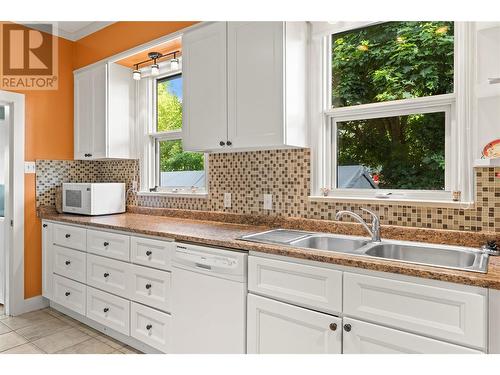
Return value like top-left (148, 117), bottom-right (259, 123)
top-left (10, 295), bottom-right (49, 316)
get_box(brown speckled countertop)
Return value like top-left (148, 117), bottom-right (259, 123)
top-left (39, 209), bottom-right (500, 290)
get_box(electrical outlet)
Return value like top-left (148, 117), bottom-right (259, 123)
top-left (224, 192), bottom-right (232, 208)
top-left (132, 180), bottom-right (138, 191)
top-left (24, 161), bottom-right (36, 174)
top-left (263, 194), bottom-right (272, 210)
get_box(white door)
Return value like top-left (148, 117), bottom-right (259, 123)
top-left (182, 22), bottom-right (228, 152)
top-left (74, 68), bottom-right (92, 159)
top-left (74, 63), bottom-right (107, 160)
top-left (342, 318), bottom-right (482, 354)
top-left (41, 221), bottom-right (53, 299)
top-left (227, 22), bottom-right (284, 149)
top-left (247, 294), bottom-right (342, 354)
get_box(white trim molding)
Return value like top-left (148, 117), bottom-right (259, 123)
top-left (309, 21), bottom-right (475, 205)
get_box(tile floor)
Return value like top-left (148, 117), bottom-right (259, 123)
top-left (0, 304), bottom-right (142, 354)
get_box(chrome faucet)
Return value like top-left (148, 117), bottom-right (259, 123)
top-left (335, 208), bottom-right (381, 242)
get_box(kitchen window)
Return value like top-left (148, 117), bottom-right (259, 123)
top-left (146, 71), bottom-right (207, 195)
top-left (310, 21), bottom-right (474, 204)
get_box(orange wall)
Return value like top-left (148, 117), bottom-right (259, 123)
top-left (74, 21), bottom-right (198, 69)
top-left (11, 21), bottom-right (197, 299)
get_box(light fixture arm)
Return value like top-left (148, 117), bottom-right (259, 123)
top-left (132, 50), bottom-right (180, 70)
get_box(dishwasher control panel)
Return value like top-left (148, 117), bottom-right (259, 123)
top-left (173, 243), bottom-right (247, 280)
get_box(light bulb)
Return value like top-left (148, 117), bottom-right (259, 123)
top-left (151, 64), bottom-right (160, 76)
top-left (170, 58), bottom-right (179, 71)
top-left (132, 69), bottom-right (141, 81)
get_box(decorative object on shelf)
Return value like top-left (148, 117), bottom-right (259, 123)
top-left (482, 139), bottom-right (500, 159)
top-left (131, 50), bottom-right (180, 80)
top-left (320, 187), bottom-right (331, 197)
top-left (452, 190), bottom-right (461, 202)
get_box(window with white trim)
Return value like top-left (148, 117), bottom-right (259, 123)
top-left (148, 71), bottom-right (207, 194)
top-left (312, 21), bottom-right (473, 203)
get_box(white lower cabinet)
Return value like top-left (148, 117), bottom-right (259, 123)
top-left (342, 318), bottom-right (482, 354)
top-left (247, 293), bottom-right (342, 354)
top-left (86, 286), bottom-right (130, 335)
top-left (129, 264), bottom-right (171, 313)
top-left (131, 302), bottom-right (171, 353)
top-left (53, 274), bottom-right (86, 315)
top-left (53, 245), bottom-right (86, 283)
top-left (87, 254), bottom-right (130, 298)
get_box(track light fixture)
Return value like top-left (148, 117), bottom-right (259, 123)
top-left (131, 50), bottom-right (180, 80)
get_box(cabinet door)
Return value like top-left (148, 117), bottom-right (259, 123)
top-left (247, 294), bottom-right (342, 354)
top-left (74, 69), bottom-right (92, 159)
top-left (342, 318), bottom-right (482, 354)
top-left (182, 22), bottom-right (228, 152)
top-left (227, 22), bottom-right (284, 149)
top-left (74, 63), bottom-right (107, 160)
top-left (42, 221), bottom-right (53, 299)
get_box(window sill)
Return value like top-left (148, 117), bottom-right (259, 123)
top-left (137, 191), bottom-right (209, 199)
top-left (308, 195), bottom-right (475, 209)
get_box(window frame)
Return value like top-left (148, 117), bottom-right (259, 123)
top-left (309, 21), bottom-right (474, 205)
top-left (143, 65), bottom-right (208, 196)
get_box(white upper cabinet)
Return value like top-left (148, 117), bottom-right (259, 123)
top-left (182, 22), bottom-right (308, 152)
top-left (74, 62), bottom-right (134, 160)
top-left (182, 22), bottom-right (228, 151)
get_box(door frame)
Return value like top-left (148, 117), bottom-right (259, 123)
top-left (0, 90), bottom-right (29, 316)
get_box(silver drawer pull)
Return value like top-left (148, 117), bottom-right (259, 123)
top-left (146, 250), bottom-right (152, 256)
top-left (65, 234), bottom-right (71, 239)
top-left (145, 283), bottom-right (152, 290)
top-left (65, 260), bottom-right (71, 266)
top-left (146, 324), bottom-right (152, 330)
top-left (65, 291), bottom-right (71, 297)
top-left (104, 272), bottom-right (110, 278)
top-left (103, 307), bottom-right (109, 313)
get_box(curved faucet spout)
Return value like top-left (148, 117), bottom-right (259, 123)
top-left (335, 208), bottom-right (381, 242)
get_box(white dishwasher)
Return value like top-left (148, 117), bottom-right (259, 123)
top-left (171, 243), bottom-right (248, 354)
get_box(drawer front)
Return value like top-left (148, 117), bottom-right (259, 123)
top-left (343, 272), bottom-right (487, 349)
top-left (129, 264), bottom-right (171, 312)
top-left (53, 245), bottom-right (86, 283)
top-left (87, 229), bottom-right (130, 261)
top-left (131, 302), bottom-right (171, 353)
top-left (53, 274), bottom-right (86, 315)
top-left (86, 254), bottom-right (130, 298)
top-left (86, 286), bottom-right (130, 335)
top-left (248, 256), bottom-right (343, 314)
top-left (247, 294), bottom-right (342, 354)
top-left (342, 318), bottom-right (482, 354)
top-left (53, 223), bottom-right (86, 251)
top-left (130, 236), bottom-right (174, 271)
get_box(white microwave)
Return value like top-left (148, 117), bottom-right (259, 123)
top-left (62, 183), bottom-right (126, 215)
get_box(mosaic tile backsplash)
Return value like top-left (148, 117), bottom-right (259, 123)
top-left (36, 149), bottom-right (500, 232)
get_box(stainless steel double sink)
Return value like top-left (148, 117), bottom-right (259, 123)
top-left (240, 229), bottom-right (489, 273)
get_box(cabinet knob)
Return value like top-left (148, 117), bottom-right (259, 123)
top-left (103, 242), bottom-right (109, 247)
top-left (219, 141), bottom-right (226, 146)
top-left (104, 272), bottom-right (110, 278)
top-left (226, 140), bottom-right (232, 146)
top-left (65, 260), bottom-right (71, 266)
top-left (145, 283), bottom-right (152, 290)
top-left (65, 291), bottom-right (71, 297)
top-left (329, 323), bottom-right (337, 331)
top-left (103, 307), bottom-right (109, 313)
top-left (343, 324), bottom-right (351, 332)
top-left (146, 250), bottom-right (152, 256)
top-left (146, 324), bottom-right (152, 330)
top-left (65, 234), bottom-right (71, 238)
top-left (43, 224), bottom-right (48, 228)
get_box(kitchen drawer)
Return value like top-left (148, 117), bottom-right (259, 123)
top-left (53, 223), bottom-right (86, 251)
top-left (343, 272), bottom-right (487, 350)
top-left (131, 302), bottom-right (171, 353)
top-left (52, 274), bottom-right (86, 315)
top-left (86, 286), bottom-right (130, 335)
top-left (129, 264), bottom-right (171, 312)
top-left (342, 317), bottom-right (482, 354)
top-left (87, 229), bottom-right (130, 261)
top-left (248, 256), bottom-right (342, 314)
top-left (53, 245), bottom-right (86, 283)
top-left (131, 236), bottom-right (174, 271)
top-left (87, 254), bottom-right (130, 299)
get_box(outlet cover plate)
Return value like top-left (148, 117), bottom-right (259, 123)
top-left (263, 194), bottom-right (272, 210)
top-left (224, 192), bottom-right (232, 208)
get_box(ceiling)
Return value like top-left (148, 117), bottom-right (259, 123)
top-left (17, 21), bottom-right (115, 41)
top-left (115, 37), bottom-right (182, 68)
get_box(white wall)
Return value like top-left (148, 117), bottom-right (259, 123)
top-left (0, 107), bottom-right (6, 184)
